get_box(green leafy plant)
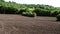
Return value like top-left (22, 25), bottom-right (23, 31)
top-left (0, 6), bottom-right (5, 14)
top-left (22, 11), bottom-right (36, 17)
top-left (5, 7), bottom-right (17, 14)
top-left (15, 9), bottom-right (26, 14)
top-left (34, 8), bottom-right (51, 16)
top-left (56, 14), bottom-right (60, 21)
top-left (50, 11), bottom-right (60, 16)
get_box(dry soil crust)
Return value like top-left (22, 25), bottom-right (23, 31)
top-left (0, 14), bottom-right (60, 34)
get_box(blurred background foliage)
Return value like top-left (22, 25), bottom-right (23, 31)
top-left (0, 0), bottom-right (60, 17)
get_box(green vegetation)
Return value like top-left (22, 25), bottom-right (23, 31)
top-left (50, 10), bottom-right (60, 17)
top-left (22, 11), bottom-right (36, 17)
top-left (33, 8), bottom-right (51, 16)
top-left (0, 0), bottom-right (60, 18)
top-left (56, 14), bottom-right (60, 21)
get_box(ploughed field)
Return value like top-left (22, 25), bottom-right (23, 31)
top-left (0, 14), bottom-right (60, 34)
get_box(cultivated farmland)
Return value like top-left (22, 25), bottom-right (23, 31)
top-left (0, 14), bottom-right (60, 34)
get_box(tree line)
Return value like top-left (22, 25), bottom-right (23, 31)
top-left (0, 0), bottom-right (60, 20)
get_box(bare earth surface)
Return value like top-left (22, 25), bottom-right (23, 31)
top-left (0, 14), bottom-right (60, 34)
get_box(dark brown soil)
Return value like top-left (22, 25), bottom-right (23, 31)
top-left (0, 14), bottom-right (60, 34)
